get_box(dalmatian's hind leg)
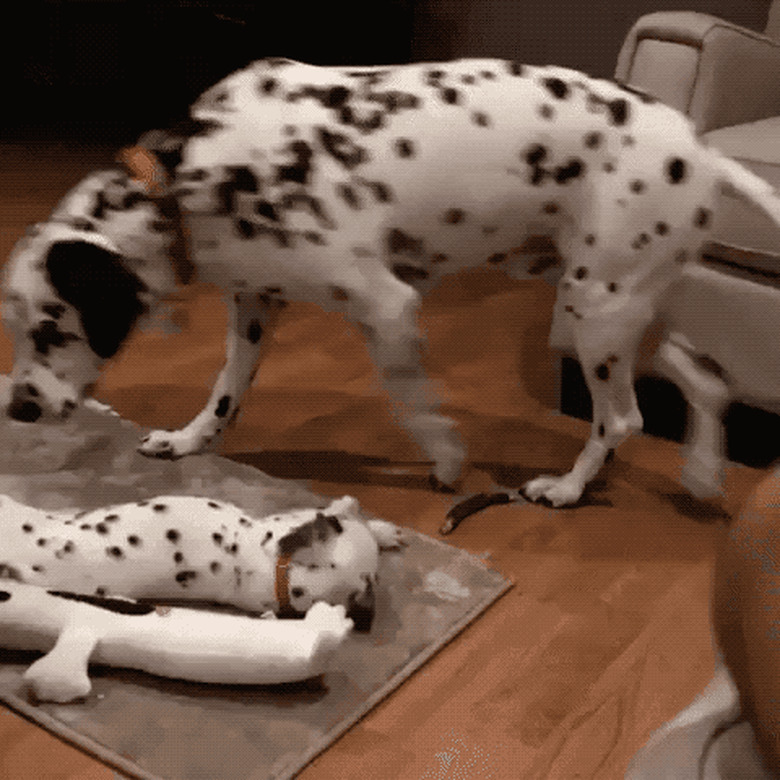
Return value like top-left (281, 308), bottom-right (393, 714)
top-left (349, 272), bottom-right (465, 489)
top-left (138, 291), bottom-right (285, 458)
top-left (654, 336), bottom-right (729, 498)
top-left (524, 297), bottom-right (652, 507)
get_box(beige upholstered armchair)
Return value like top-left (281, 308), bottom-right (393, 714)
top-left (616, 3), bottom-right (780, 273)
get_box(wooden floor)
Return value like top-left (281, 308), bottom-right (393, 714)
top-left (0, 143), bottom-right (768, 779)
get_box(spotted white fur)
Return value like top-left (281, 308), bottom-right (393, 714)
top-left (5, 58), bottom-right (780, 506)
top-left (0, 493), bottom-right (401, 626)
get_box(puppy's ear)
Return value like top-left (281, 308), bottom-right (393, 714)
top-left (45, 241), bottom-right (147, 359)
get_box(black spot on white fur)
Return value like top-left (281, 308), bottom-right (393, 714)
top-left (215, 395), bottom-right (231, 417)
top-left (394, 138), bottom-right (415, 158)
top-left (317, 128), bottom-right (367, 169)
top-left (387, 228), bottom-right (424, 256)
top-left (29, 320), bottom-right (79, 356)
top-left (694, 207), bottom-right (712, 228)
top-left (175, 570), bottom-right (198, 586)
top-left (275, 141), bottom-right (314, 184)
top-left (666, 157), bottom-right (687, 184)
top-left (278, 512), bottom-right (343, 557)
top-left (246, 320), bottom-right (262, 344)
top-left (541, 77), bottom-right (569, 99)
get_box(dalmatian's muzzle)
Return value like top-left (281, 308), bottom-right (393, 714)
top-left (6, 379), bottom-right (79, 423)
top-left (7, 386), bottom-right (44, 423)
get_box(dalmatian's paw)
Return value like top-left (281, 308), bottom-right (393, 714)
top-left (429, 435), bottom-right (466, 490)
top-left (407, 413), bottom-right (465, 489)
top-left (83, 399), bottom-right (120, 417)
top-left (523, 473), bottom-right (585, 507)
top-left (366, 518), bottom-right (407, 550)
top-left (137, 429), bottom-right (212, 459)
top-left (680, 451), bottom-right (723, 499)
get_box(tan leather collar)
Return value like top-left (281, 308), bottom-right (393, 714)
top-left (116, 145), bottom-right (195, 285)
top-left (116, 145), bottom-right (170, 196)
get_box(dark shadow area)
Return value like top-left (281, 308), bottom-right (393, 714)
top-left (229, 449), bottom-right (437, 491)
top-left (560, 356), bottom-right (688, 444)
top-left (657, 491), bottom-right (732, 525)
top-left (725, 403), bottom-right (780, 469)
top-left (2, 1), bottom-right (415, 144)
top-left (87, 665), bottom-right (331, 704)
top-left (474, 460), bottom-right (615, 509)
top-left (560, 356), bottom-right (780, 470)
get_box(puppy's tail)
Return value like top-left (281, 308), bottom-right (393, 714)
top-left (710, 149), bottom-right (780, 229)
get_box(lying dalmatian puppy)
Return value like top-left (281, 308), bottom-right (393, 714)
top-left (4, 58), bottom-right (780, 507)
top-left (0, 493), bottom-right (402, 631)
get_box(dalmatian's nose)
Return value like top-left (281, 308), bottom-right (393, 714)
top-left (7, 398), bottom-right (42, 423)
top-left (7, 383), bottom-right (43, 422)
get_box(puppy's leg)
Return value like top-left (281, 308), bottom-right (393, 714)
top-left (139, 292), bottom-right (284, 458)
top-left (525, 303), bottom-right (650, 507)
top-left (654, 337), bottom-right (730, 497)
top-left (350, 273), bottom-right (465, 489)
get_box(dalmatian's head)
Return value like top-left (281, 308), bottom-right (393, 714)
top-left (2, 225), bottom-right (145, 422)
top-left (280, 496), bottom-right (404, 631)
top-left (2, 171), bottom-right (177, 422)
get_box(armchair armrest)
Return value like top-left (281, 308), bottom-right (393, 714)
top-left (615, 11), bottom-right (780, 134)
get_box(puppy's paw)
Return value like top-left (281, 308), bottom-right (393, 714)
top-left (523, 473), bottom-right (584, 507)
top-left (83, 398), bottom-right (120, 417)
top-left (137, 429), bottom-right (210, 459)
top-left (366, 519), bottom-right (407, 550)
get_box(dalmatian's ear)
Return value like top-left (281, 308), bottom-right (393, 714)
top-left (45, 240), bottom-right (148, 359)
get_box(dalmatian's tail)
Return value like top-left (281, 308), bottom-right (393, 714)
top-left (710, 149), bottom-right (780, 229)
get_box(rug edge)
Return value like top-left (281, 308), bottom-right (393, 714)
top-left (0, 689), bottom-right (157, 779)
top-left (273, 576), bottom-right (515, 780)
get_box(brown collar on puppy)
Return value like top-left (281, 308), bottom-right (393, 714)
top-left (275, 552), bottom-right (294, 615)
top-left (116, 145), bottom-right (196, 286)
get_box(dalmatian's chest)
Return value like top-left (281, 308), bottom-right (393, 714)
top-left (0, 496), bottom-right (303, 613)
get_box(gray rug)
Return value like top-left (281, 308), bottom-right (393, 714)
top-left (0, 408), bottom-right (512, 780)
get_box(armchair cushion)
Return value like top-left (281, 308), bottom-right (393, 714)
top-left (616, 11), bottom-right (780, 134)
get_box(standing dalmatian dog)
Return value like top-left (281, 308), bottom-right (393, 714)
top-left (5, 58), bottom-right (780, 507)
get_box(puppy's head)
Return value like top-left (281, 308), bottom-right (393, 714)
top-left (3, 224), bottom-right (147, 422)
top-left (281, 496), bottom-right (384, 631)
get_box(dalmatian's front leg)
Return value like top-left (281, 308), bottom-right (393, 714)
top-left (525, 305), bottom-right (649, 507)
top-left (138, 292), bottom-right (284, 459)
top-left (350, 273), bottom-right (465, 489)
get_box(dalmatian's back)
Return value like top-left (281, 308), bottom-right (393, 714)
top-left (174, 58), bottom-right (714, 299)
